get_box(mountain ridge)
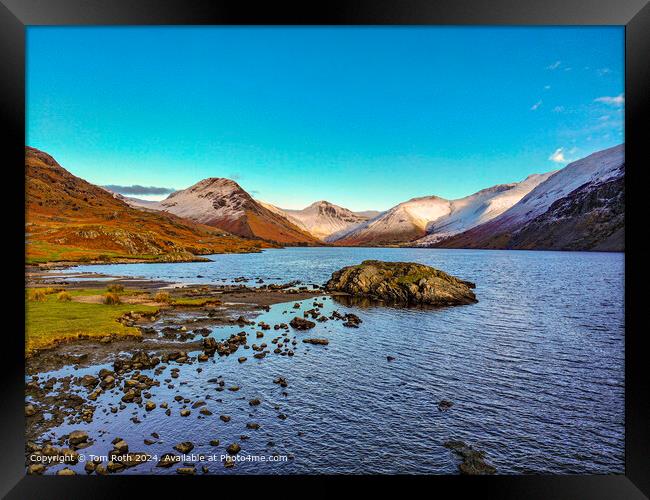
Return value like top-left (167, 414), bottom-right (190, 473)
top-left (25, 147), bottom-right (272, 264)
top-left (155, 177), bottom-right (320, 245)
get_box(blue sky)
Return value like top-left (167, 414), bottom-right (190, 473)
top-left (27, 27), bottom-right (624, 211)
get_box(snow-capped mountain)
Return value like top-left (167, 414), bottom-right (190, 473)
top-left (331, 172), bottom-right (552, 246)
top-left (332, 196), bottom-right (452, 245)
top-left (104, 190), bottom-right (161, 210)
top-left (413, 173), bottom-right (555, 246)
top-left (155, 178), bottom-right (319, 244)
top-left (437, 144), bottom-right (625, 250)
top-left (260, 200), bottom-right (377, 241)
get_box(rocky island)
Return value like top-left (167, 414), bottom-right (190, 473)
top-left (325, 260), bottom-right (477, 306)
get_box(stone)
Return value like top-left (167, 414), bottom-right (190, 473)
top-left (438, 400), bottom-right (454, 411)
top-left (100, 375), bottom-right (116, 388)
top-left (57, 467), bottom-right (76, 475)
top-left (113, 439), bottom-right (129, 454)
top-left (157, 453), bottom-right (179, 468)
top-left (226, 443), bottom-right (241, 455)
top-left (173, 441), bottom-right (194, 454)
top-left (27, 463), bottom-right (45, 475)
top-left (249, 398), bottom-right (261, 406)
top-left (67, 430), bottom-right (89, 446)
top-left (325, 260), bottom-right (477, 306)
top-left (80, 374), bottom-right (99, 388)
top-left (444, 440), bottom-right (496, 475)
top-left (290, 317), bottom-right (316, 330)
top-left (303, 338), bottom-right (329, 345)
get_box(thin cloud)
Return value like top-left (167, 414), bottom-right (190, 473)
top-left (552, 106), bottom-right (565, 113)
top-left (544, 85), bottom-right (551, 90)
top-left (546, 61), bottom-right (561, 70)
top-left (548, 148), bottom-right (567, 163)
top-left (597, 67), bottom-right (611, 76)
top-left (103, 184), bottom-right (176, 196)
top-left (530, 100), bottom-right (542, 111)
top-left (594, 94), bottom-right (625, 106)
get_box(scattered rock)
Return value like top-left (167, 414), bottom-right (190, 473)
top-left (438, 400), bottom-right (454, 411)
top-left (173, 441), bottom-right (194, 454)
top-left (303, 338), bottom-right (329, 345)
top-left (226, 443), bottom-right (241, 455)
top-left (289, 317), bottom-right (316, 330)
top-left (68, 430), bottom-right (89, 446)
top-left (444, 440), bottom-right (496, 475)
top-left (27, 464), bottom-right (45, 475)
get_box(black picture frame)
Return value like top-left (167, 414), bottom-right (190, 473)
top-left (2, 1), bottom-right (648, 497)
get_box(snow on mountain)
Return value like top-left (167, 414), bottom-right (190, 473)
top-left (156, 178), bottom-right (319, 244)
top-left (485, 144), bottom-right (624, 230)
top-left (102, 188), bottom-right (163, 210)
top-left (436, 144), bottom-right (625, 250)
top-left (260, 200), bottom-right (374, 241)
top-left (332, 171), bottom-right (553, 246)
top-left (413, 172), bottom-right (555, 246)
top-left (333, 196), bottom-right (452, 245)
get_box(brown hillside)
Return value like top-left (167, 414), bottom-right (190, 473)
top-left (25, 147), bottom-right (274, 264)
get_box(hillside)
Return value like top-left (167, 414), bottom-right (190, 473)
top-left (261, 200), bottom-right (375, 241)
top-left (155, 178), bottom-right (320, 245)
top-left (436, 145), bottom-right (625, 251)
top-left (25, 147), bottom-right (272, 264)
top-left (331, 172), bottom-right (551, 247)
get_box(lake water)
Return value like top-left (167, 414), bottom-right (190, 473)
top-left (46, 247), bottom-right (625, 474)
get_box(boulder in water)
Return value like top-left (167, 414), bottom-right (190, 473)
top-left (325, 260), bottom-right (477, 306)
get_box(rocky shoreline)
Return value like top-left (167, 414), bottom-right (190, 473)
top-left (25, 262), bottom-right (493, 475)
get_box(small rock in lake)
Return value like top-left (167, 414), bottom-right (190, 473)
top-left (289, 317), bottom-right (316, 330)
top-left (226, 443), bottom-right (241, 455)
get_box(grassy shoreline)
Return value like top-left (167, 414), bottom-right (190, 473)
top-left (25, 287), bottom-right (160, 356)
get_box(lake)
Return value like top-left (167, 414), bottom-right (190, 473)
top-left (48, 247), bottom-right (625, 474)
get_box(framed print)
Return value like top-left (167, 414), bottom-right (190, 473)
top-left (1, 0), bottom-right (648, 497)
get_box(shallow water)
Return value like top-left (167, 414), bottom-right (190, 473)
top-left (39, 247), bottom-right (624, 474)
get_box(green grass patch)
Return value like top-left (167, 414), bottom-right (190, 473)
top-left (25, 289), bottom-right (158, 356)
top-left (171, 297), bottom-right (222, 307)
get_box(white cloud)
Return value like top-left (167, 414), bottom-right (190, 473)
top-left (552, 106), bottom-right (565, 113)
top-left (549, 148), bottom-right (567, 163)
top-left (530, 100), bottom-right (542, 111)
top-left (594, 94), bottom-right (625, 106)
top-left (597, 67), bottom-right (611, 76)
top-left (546, 61), bottom-right (561, 70)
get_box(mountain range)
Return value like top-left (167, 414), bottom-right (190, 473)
top-left (25, 147), bottom-right (272, 264)
top-left (26, 144), bottom-right (625, 263)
